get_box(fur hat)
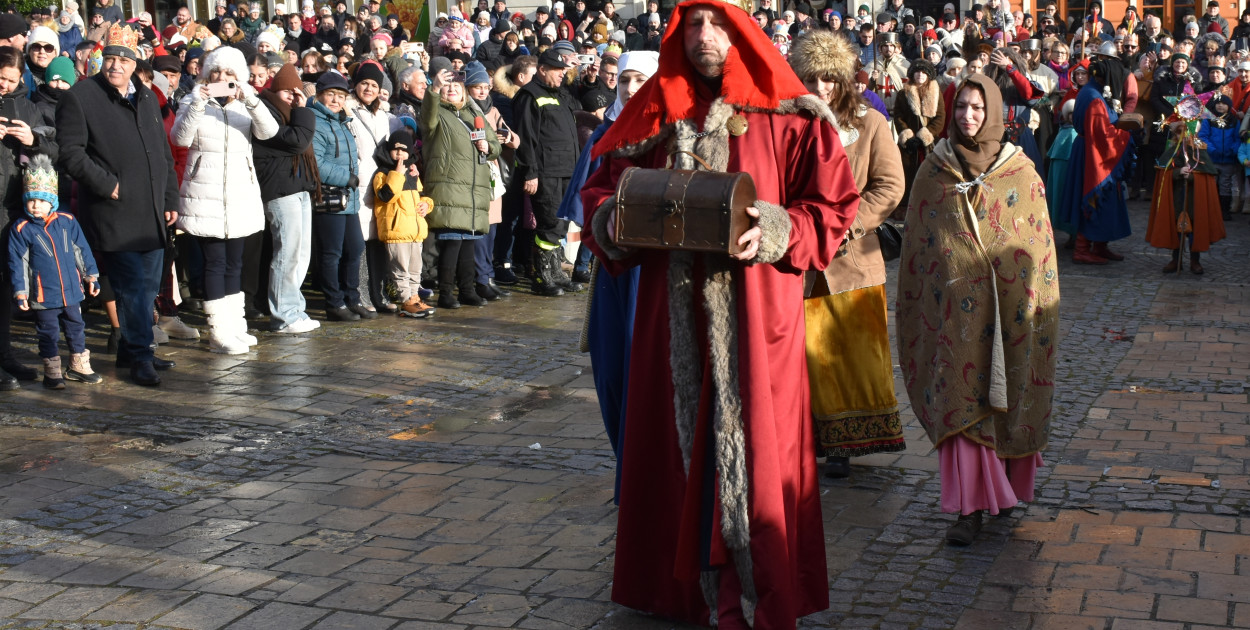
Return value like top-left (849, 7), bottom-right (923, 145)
top-left (199, 45), bottom-right (251, 83)
top-left (788, 29), bottom-right (857, 82)
top-left (909, 58), bottom-right (937, 81)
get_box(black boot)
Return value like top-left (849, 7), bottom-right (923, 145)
top-left (531, 246), bottom-right (564, 297)
top-left (457, 245), bottom-right (486, 307)
top-left (437, 241), bottom-right (462, 309)
top-left (1220, 195), bottom-right (1232, 221)
top-left (551, 245), bottom-right (585, 293)
top-left (1191, 251), bottom-right (1204, 275)
top-left (0, 357), bottom-right (37, 381)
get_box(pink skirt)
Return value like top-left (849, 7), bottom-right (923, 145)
top-left (939, 434), bottom-right (1044, 516)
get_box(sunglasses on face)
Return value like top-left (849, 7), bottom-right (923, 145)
top-left (31, 44), bottom-right (55, 53)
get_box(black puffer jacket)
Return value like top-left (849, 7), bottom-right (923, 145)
top-left (252, 98), bottom-right (318, 203)
top-left (512, 79), bottom-right (579, 181)
top-left (0, 85), bottom-right (57, 229)
top-left (56, 74), bottom-right (178, 253)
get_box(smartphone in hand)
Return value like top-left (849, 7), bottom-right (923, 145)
top-left (205, 81), bottom-right (236, 98)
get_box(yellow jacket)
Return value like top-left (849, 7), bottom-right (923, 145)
top-left (372, 169), bottom-right (432, 244)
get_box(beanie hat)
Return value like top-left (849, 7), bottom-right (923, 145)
top-left (256, 28), bottom-right (282, 50)
top-left (0, 14), bottom-right (25, 40)
top-left (270, 62), bottom-right (303, 91)
top-left (427, 55), bottom-right (453, 78)
top-left (580, 87), bottom-right (612, 111)
top-left (316, 70), bottom-right (350, 93)
top-left (200, 45), bottom-right (250, 83)
top-left (27, 25), bottom-right (60, 56)
top-left (855, 70), bottom-right (869, 84)
top-left (43, 56), bottom-right (75, 86)
top-left (352, 59), bottom-right (386, 86)
top-left (464, 60), bottom-right (489, 85)
top-left (23, 154), bottom-right (59, 215)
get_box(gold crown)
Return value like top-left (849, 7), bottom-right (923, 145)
top-left (104, 23), bottom-right (140, 54)
top-left (24, 155), bottom-right (58, 198)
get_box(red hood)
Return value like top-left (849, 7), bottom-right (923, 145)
top-left (592, 0), bottom-right (809, 159)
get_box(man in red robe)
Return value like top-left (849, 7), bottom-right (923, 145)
top-left (579, 0), bottom-right (860, 627)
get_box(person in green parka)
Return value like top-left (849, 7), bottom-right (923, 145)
top-left (421, 58), bottom-right (501, 310)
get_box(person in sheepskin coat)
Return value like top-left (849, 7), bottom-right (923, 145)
top-left (171, 46), bottom-right (279, 355)
top-left (893, 58), bottom-right (944, 218)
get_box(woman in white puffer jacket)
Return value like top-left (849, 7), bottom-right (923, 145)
top-left (346, 60), bottom-right (400, 313)
top-left (171, 46), bottom-right (279, 354)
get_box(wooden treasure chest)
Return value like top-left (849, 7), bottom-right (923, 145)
top-left (612, 162), bottom-right (757, 256)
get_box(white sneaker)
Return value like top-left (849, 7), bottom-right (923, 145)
top-left (158, 315), bottom-right (201, 340)
top-left (152, 324), bottom-right (169, 344)
top-left (276, 318), bottom-right (321, 334)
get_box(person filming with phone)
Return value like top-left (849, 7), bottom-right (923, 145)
top-left (170, 46), bottom-right (279, 355)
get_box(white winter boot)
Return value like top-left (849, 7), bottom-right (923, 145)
top-left (226, 293), bottom-right (258, 346)
top-left (205, 298), bottom-right (248, 355)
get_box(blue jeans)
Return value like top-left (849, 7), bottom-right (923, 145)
top-left (474, 224), bottom-right (497, 285)
top-left (573, 241), bottom-right (593, 275)
top-left (265, 192), bottom-right (313, 327)
top-left (101, 249), bottom-right (163, 363)
top-left (34, 304), bottom-right (86, 357)
top-left (312, 211), bottom-right (363, 309)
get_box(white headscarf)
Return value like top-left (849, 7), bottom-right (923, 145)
top-left (606, 50), bottom-right (658, 120)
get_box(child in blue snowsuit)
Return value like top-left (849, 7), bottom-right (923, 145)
top-left (8, 155), bottom-right (102, 389)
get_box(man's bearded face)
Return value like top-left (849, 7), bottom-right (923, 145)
top-left (683, 7), bottom-right (733, 77)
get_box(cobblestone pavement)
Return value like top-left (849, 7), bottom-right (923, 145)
top-left (0, 200), bottom-right (1247, 630)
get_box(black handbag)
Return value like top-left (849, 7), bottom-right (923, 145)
top-left (313, 185), bottom-right (350, 213)
top-left (876, 221), bottom-right (902, 262)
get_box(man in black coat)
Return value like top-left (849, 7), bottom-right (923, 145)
top-left (512, 48), bottom-right (582, 297)
top-left (56, 26), bottom-right (179, 386)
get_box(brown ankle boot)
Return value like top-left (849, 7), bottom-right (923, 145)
top-left (1091, 241), bottom-right (1124, 261)
top-left (1191, 253), bottom-right (1204, 275)
top-left (1162, 250), bottom-right (1180, 273)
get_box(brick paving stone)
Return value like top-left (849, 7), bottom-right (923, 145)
top-left (315, 582), bottom-right (408, 612)
top-left (86, 589), bottom-right (192, 622)
top-left (309, 611), bottom-right (397, 629)
top-left (55, 557), bottom-right (156, 586)
top-left (448, 593), bottom-right (531, 627)
top-left (154, 593), bottom-right (256, 630)
top-left (230, 522), bottom-right (317, 545)
top-left (0, 583), bottom-right (65, 603)
top-left (223, 602), bottom-right (329, 629)
top-left (17, 586), bottom-right (128, 619)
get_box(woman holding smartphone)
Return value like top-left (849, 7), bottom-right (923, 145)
top-left (171, 46), bottom-right (279, 354)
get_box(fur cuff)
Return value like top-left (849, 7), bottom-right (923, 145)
top-left (591, 197), bottom-right (630, 260)
top-left (917, 127), bottom-right (934, 147)
top-left (751, 201), bottom-right (791, 265)
top-left (897, 128), bottom-right (914, 146)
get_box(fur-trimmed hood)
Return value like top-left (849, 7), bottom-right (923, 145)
top-left (903, 77), bottom-right (941, 119)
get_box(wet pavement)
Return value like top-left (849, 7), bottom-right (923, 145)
top-left (0, 200), bottom-right (1248, 630)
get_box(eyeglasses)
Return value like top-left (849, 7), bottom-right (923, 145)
top-left (30, 44), bottom-right (55, 53)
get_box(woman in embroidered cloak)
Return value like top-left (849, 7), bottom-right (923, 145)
top-left (897, 74), bottom-right (1060, 547)
top-left (789, 30), bottom-right (906, 479)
